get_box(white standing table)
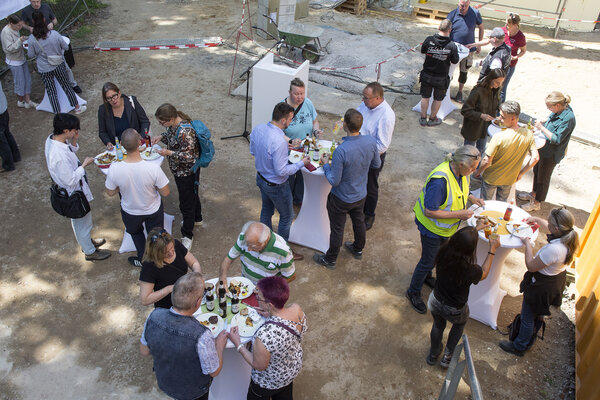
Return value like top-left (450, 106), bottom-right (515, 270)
top-left (466, 200), bottom-right (538, 329)
top-left (288, 140), bottom-right (332, 253)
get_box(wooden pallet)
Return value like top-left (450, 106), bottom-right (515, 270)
top-left (413, 6), bottom-right (449, 20)
top-left (335, 0), bottom-right (367, 15)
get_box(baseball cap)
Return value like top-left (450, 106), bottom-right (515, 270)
top-left (489, 27), bottom-right (505, 38)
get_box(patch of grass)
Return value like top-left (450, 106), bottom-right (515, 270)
top-left (72, 24), bottom-right (95, 40)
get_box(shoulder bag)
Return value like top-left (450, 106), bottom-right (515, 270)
top-left (50, 179), bottom-right (90, 219)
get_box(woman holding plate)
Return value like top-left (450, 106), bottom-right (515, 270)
top-left (229, 276), bottom-right (306, 400)
top-left (98, 82), bottom-right (150, 150)
top-left (499, 207), bottom-right (579, 356)
top-left (139, 227), bottom-right (202, 309)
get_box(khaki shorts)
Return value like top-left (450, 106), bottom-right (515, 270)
top-left (459, 52), bottom-right (474, 73)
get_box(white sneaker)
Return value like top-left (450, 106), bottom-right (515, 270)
top-left (75, 105), bottom-right (87, 114)
top-left (17, 101), bottom-right (26, 108)
top-left (27, 101), bottom-right (39, 109)
top-left (180, 220), bottom-right (203, 227)
top-left (181, 236), bottom-right (193, 250)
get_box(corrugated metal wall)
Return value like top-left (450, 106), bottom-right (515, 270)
top-left (575, 195), bottom-right (600, 400)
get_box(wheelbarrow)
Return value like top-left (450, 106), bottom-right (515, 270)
top-left (276, 23), bottom-right (329, 63)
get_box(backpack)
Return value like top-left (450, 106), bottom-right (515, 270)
top-left (176, 120), bottom-right (215, 172)
top-left (506, 313), bottom-right (546, 349)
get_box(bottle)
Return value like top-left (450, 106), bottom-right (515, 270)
top-left (218, 281), bottom-right (227, 318)
top-left (231, 294), bottom-right (239, 314)
top-left (115, 138), bottom-right (124, 161)
top-left (332, 117), bottom-right (344, 135)
top-left (329, 141), bottom-right (336, 160)
top-left (312, 145), bottom-right (320, 162)
top-left (144, 128), bottom-right (151, 147)
top-left (527, 118), bottom-right (533, 131)
top-left (503, 206), bottom-right (513, 221)
top-left (484, 224), bottom-right (492, 239)
top-left (205, 291), bottom-right (215, 312)
top-left (303, 134), bottom-right (310, 156)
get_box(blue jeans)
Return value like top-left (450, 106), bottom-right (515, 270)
top-left (71, 211), bottom-right (96, 255)
top-left (480, 180), bottom-right (512, 202)
top-left (408, 233), bottom-right (447, 295)
top-left (428, 292), bottom-right (469, 357)
top-left (256, 174), bottom-right (294, 241)
top-left (463, 137), bottom-right (487, 157)
top-left (500, 65), bottom-right (516, 104)
top-left (513, 299), bottom-right (536, 351)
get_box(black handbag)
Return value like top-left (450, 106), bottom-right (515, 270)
top-left (50, 180), bottom-right (90, 219)
top-left (504, 313), bottom-right (546, 349)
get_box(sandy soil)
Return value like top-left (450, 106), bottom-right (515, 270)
top-left (1, 1), bottom-right (599, 399)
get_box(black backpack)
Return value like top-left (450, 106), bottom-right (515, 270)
top-left (505, 313), bottom-right (546, 349)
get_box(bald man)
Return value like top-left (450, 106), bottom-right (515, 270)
top-left (219, 222), bottom-right (296, 284)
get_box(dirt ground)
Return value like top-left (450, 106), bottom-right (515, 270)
top-left (1, 0), bottom-right (599, 399)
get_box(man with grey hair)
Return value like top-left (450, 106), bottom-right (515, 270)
top-left (474, 27), bottom-right (511, 82)
top-left (418, 19), bottom-right (460, 126)
top-left (105, 128), bottom-right (170, 267)
top-left (219, 221), bottom-right (296, 284)
top-left (475, 100), bottom-right (539, 201)
top-left (140, 272), bottom-right (228, 400)
top-left (407, 145), bottom-right (485, 313)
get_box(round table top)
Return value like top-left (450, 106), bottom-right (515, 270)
top-left (288, 139), bottom-right (333, 176)
top-left (467, 200), bottom-right (539, 249)
top-left (487, 123), bottom-right (546, 149)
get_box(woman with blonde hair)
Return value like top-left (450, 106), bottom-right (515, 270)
top-left (139, 227), bottom-right (202, 308)
top-left (152, 103), bottom-right (201, 251)
top-left (499, 207), bottom-right (579, 356)
top-left (520, 92), bottom-right (575, 211)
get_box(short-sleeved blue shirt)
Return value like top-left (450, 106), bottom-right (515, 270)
top-left (283, 97), bottom-right (317, 140)
top-left (448, 7), bottom-right (482, 51)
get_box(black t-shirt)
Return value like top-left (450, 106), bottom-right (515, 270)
top-left (139, 240), bottom-right (189, 309)
top-left (434, 261), bottom-right (483, 308)
top-left (21, 4), bottom-right (56, 26)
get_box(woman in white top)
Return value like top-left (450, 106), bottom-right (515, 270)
top-left (499, 207), bottom-right (579, 356)
top-left (1, 15), bottom-right (37, 109)
top-left (229, 276), bottom-right (306, 400)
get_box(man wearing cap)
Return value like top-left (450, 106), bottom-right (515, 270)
top-left (447, 0), bottom-right (484, 103)
top-left (477, 27), bottom-right (511, 82)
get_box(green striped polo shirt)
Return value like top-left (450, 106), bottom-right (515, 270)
top-left (227, 230), bottom-right (295, 282)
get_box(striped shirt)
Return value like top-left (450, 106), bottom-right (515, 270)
top-left (227, 230), bottom-right (295, 282)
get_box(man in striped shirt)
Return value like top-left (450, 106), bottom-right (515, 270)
top-left (219, 222), bottom-right (296, 284)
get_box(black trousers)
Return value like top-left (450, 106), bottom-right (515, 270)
top-left (121, 202), bottom-right (164, 259)
top-left (325, 193), bottom-right (366, 262)
top-left (247, 380), bottom-right (293, 400)
top-left (364, 152), bottom-right (386, 217)
top-left (532, 156), bottom-right (558, 203)
top-left (175, 169), bottom-right (202, 239)
top-left (0, 110), bottom-right (20, 171)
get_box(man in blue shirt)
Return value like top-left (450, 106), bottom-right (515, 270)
top-left (250, 102), bottom-right (310, 260)
top-left (447, 0), bottom-right (484, 103)
top-left (313, 109), bottom-right (381, 269)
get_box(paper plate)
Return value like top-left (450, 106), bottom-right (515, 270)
top-left (230, 308), bottom-right (265, 337)
top-left (193, 312), bottom-right (225, 338)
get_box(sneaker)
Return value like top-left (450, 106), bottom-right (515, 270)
top-left (517, 192), bottom-right (533, 201)
top-left (499, 340), bottom-right (525, 356)
top-left (313, 253), bottom-right (336, 270)
top-left (27, 100), bottom-right (39, 109)
top-left (292, 251), bottom-right (304, 261)
top-left (181, 236), bottom-right (193, 250)
top-left (454, 91), bottom-right (464, 103)
top-left (521, 201), bottom-right (541, 212)
top-left (439, 352), bottom-right (453, 368)
top-left (85, 249), bottom-right (111, 261)
top-left (91, 238), bottom-right (106, 248)
top-left (426, 352), bottom-right (441, 366)
top-left (365, 215), bottom-right (375, 231)
top-left (17, 101), bottom-right (26, 108)
top-left (344, 241), bottom-right (363, 260)
top-left (405, 290), bottom-right (427, 314)
top-left (419, 117), bottom-right (428, 126)
top-left (424, 275), bottom-right (436, 289)
top-left (73, 85), bottom-right (83, 94)
top-left (180, 220), bottom-right (204, 227)
top-left (427, 117), bottom-right (442, 126)
top-left (128, 256), bottom-right (143, 267)
top-left (75, 105), bottom-right (87, 114)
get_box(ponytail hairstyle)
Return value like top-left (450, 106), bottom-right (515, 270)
top-left (549, 207), bottom-right (579, 265)
top-left (545, 91), bottom-right (571, 107)
top-left (155, 103), bottom-right (192, 124)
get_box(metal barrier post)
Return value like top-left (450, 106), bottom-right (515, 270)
top-left (438, 334), bottom-right (483, 400)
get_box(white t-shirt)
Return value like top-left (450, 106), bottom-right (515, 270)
top-left (105, 160), bottom-right (169, 215)
top-left (536, 238), bottom-right (568, 276)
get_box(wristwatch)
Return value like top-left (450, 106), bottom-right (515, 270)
top-left (288, 139), bottom-right (293, 144)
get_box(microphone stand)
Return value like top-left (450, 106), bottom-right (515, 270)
top-left (222, 39), bottom-right (285, 142)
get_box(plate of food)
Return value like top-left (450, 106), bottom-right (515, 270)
top-left (193, 312), bottom-right (225, 337)
top-left (230, 307), bottom-right (264, 337)
top-left (491, 118), bottom-right (507, 128)
top-left (506, 221), bottom-right (534, 238)
top-left (141, 147), bottom-right (161, 161)
top-left (204, 277), bottom-right (256, 300)
top-left (289, 150), bottom-right (304, 163)
top-left (94, 151), bottom-right (118, 169)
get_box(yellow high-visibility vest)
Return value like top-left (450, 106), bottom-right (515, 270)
top-left (413, 161), bottom-right (470, 237)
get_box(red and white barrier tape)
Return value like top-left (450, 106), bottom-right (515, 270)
top-left (474, 4), bottom-right (600, 24)
top-left (95, 39), bottom-right (222, 52)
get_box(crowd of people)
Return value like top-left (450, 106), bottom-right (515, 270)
top-left (0, 0), bottom-right (583, 398)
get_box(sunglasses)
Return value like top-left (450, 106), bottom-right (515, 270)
top-left (150, 229), bottom-right (168, 243)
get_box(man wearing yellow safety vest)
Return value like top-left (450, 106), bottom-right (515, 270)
top-left (406, 145), bottom-right (485, 313)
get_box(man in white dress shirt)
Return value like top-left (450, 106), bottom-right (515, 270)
top-left (44, 113), bottom-right (110, 261)
top-left (357, 82), bottom-right (396, 230)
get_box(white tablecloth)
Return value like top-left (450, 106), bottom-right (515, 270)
top-left (36, 76), bottom-right (87, 114)
top-left (288, 140), bottom-right (332, 253)
top-left (487, 123), bottom-right (547, 149)
top-left (412, 43), bottom-right (470, 120)
top-left (466, 200), bottom-right (538, 329)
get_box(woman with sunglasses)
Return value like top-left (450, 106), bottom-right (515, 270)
top-left (229, 276), bottom-right (306, 400)
top-left (500, 13), bottom-right (527, 103)
top-left (499, 207), bottom-right (579, 356)
top-left (139, 227), bottom-right (202, 309)
top-left (98, 82), bottom-right (150, 150)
